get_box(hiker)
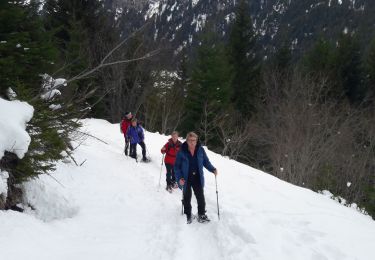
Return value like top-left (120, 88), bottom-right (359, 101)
top-left (120, 112), bottom-right (133, 156)
top-left (161, 131), bottom-right (182, 192)
top-left (126, 118), bottom-right (148, 162)
top-left (174, 132), bottom-right (218, 224)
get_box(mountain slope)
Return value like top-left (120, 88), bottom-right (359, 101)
top-left (111, 0), bottom-right (375, 57)
top-left (0, 118), bottom-right (374, 260)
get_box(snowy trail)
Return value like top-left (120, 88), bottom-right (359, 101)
top-left (1, 119), bottom-right (374, 260)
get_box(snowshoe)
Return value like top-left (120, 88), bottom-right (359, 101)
top-left (197, 214), bottom-right (210, 223)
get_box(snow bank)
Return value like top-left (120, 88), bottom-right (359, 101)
top-left (0, 97), bottom-right (34, 159)
top-left (0, 170), bottom-right (9, 199)
top-left (22, 177), bottom-right (79, 222)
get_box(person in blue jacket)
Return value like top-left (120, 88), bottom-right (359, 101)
top-left (174, 132), bottom-right (218, 224)
top-left (126, 118), bottom-right (147, 162)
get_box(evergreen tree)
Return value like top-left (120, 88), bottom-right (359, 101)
top-left (0, 1), bottom-right (57, 97)
top-left (42, 0), bottom-right (98, 102)
top-left (176, 49), bottom-right (190, 100)
top-left (227, 0), bottom-right (260, 118)
top-left (331, 34), bottom-right (365, 103)
top-left (0, 1), bottom-right (81, 208)
top-left (303, 37), bottom-right (334, 77)
top-left (273, 44), bottom-right (292, 73)
top-left (183, 30), bottom-right (232, 146)
top-left (364, 38), bottom-right (375, 103)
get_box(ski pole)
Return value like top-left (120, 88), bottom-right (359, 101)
top-left (215, 175), bottom-right (220, 220)
top-left (158, 154), bottom-right (165, 189)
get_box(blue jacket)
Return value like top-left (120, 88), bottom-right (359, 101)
top-left (126, 125), bottom-right (144, 144)
top-left (174, 141), bottom-right (216, 191)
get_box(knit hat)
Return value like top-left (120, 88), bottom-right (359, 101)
top-left (124, 111), bottom-right (132, 117)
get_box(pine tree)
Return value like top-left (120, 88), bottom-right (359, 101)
top-left (273, 45), bottom-right (292, 73)
top-left (227, 0), bottom-right (260, 118)
top-left (183, 30), bottom-right (232, 145)
top-left (0, 1), bottom-right (81, 208)
top-left (331, 34), bottom-right (365, 103)
top-left (0, 1), bottom-right (57, 98)
top-left (42, 0), bottom-right (96, 100)
top-left (364, 38), bottom-right (375, 103)
top-left (303, 38), bottom-right (334, 77)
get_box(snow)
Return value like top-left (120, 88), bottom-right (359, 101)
top-left (40, 74), bottom-right (66, 100)
top-left (7, 87), bottom-right (17, 100)
top-left (0, 118), bottom-right (374, 260)
top-left (192, 0), bottom-right (200, 8)
top-left (0, 98), bottom-right (34, 159)
top-left (145, 1), bottom-right (160, 20)
top-left (0, 171), bottom-right (9, 198)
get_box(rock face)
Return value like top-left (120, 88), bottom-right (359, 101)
top-left (110, 0), bottom-right (375, 57)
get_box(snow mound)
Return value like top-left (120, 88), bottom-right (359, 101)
top-left (0, 98), bottom-right (33, 159)
top-left (22, 176), bottom-right (79, 222)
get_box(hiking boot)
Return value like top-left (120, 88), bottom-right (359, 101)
top-left (165, 185), bottom-right (172, 193)
top-left (197, 214), bottom-right (210, 223)
top-left (186, 214), bottom-right (193, 224)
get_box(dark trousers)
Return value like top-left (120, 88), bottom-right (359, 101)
top-left (129, 142), bottom-right (146, 160)
top-left (165, 163), bottom-right (176, 186)
top-left (183, 174), bottom-right (206, 216)
top-left (124, 136), bottom-right (130, 155)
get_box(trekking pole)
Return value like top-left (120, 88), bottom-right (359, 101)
top-left (181, 185), bottom-right (184, 215)
top-left (215, 175), bottom-right (220, 220)
top-left (146, 145), bottom-right (151, 161)
top-left (158, 154), bottom-right (165, 190)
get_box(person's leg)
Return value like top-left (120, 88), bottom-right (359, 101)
top-left (124, 136), bottom-right (129, 155)
top-left (165, 164), bottom-right (173, 187)
top-left (192, 179), bottom-right (206, 216)
top-left (183, 182), bottom-right (192, 218)
top-left (171, 167), bottom-right (176, 186)
top-left (139, 141), bottom-right (146, 160)
top-left (129, 143), bottom-right (137, 159)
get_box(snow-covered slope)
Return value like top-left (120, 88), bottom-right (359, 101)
top-left (0, 118), bottom-right (374, 260)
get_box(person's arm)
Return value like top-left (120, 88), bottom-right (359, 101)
top-left (138, 127), bottom-right (145, 141)
top-left (202, 148), bottom-right (217, 175)
top-left (126, 127), bottom-right (131, 141)
top-left (174, 152), bottom-right (185, 187)
top-left (161, 143), bottom-right (168, 154)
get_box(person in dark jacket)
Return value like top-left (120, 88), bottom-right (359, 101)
top-left (161, 131), bottom-right (182, 192)
top-left (120, 112), bottom-right (133, 155)
top-left (126, 118), bottom-right (147, 162)
top-left (174, 132), bottom-right (218, 224)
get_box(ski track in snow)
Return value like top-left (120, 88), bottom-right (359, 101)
top-left (1, 119), bottom-right (374, 260)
